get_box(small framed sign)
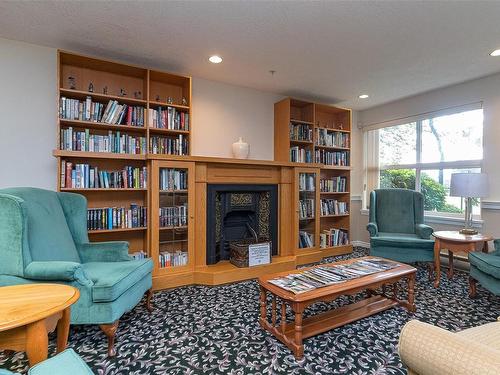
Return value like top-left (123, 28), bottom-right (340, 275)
top-left (248, 242), bottom-right (272, 267)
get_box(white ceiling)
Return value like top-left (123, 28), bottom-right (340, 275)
top-left (1, 1), bottom-right (500, 110)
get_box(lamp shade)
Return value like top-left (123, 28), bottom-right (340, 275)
top-left (450, 173), bottom-right (489, 198)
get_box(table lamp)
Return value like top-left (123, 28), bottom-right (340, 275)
top-left (450, 172), bottom-right (489, 235)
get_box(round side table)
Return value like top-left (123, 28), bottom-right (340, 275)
top-left (432, 230), bottom-right (492, 288)
top-left (0, 284), bottom-right (79, 366)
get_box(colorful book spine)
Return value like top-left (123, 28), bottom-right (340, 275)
top-left (159, 204), bottom-right (188, 228)
top-left (60, 128), bottom-right (146, 154)
top-left (159, 251), bottom-right (188, 268)
top-left (159, 168), bottom-right (188, 191)
top-left (87, 205), bottom-right (147, 231)
top-left (148, 107), bottom-right (189, 131)
top-left (149, 135), bottom-right (189, 155)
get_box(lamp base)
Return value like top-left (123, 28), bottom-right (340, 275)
top-left (459, 228), bottom-right (478, 235)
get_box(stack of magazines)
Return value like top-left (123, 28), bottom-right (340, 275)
top-left (268, 258), bottom-right (397, 294)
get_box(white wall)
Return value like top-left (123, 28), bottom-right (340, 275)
top-left (0, 38), bottom-right (282, 190)
top-left (352, 72), bottom-right (500, 243)
top-left (0, 38), bottom-right (57, 189)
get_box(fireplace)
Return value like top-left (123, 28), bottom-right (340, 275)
top-left (206, 184), bottom-right (278, 265)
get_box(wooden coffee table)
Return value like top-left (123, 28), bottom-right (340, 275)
top-left (0, 284), bottom-right (79, 366)
top-left (258, 256), bottom-right (416, 359)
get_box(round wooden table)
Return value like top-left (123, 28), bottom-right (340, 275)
top-left (0, 284), bottom-right (79, 366)
top-left (432, 231), bottom-right (493, 288)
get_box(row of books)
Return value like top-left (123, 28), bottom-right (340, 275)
top-left (131, 250), bottom-right (147, 260)
top-left (87, 205), bottom-right (147, 231)
top-left (299, 199), bottom-right (315, 219)
top-left (60, 128), bottom-right (147, 154)
top-left (299, 231), bottom-right (314, 248)
top-left (289, 123), bottom-right (312, 142)
top-left (60, 161), bottom-right (147, 189)
top-left (320, 176), bottom-right (347, 192)
top-left (316, 128), bottom-right (349, 148)
top-left (290, 147), bottom-right (313, 163)
top-left (150, 135), bottom-right (189, 156)
top-left (59, 97), bottom-right (145, 127)
top-left (320, 199), bottom-right (349, 216)
top-left (149, 107), bottom-right (190, 131)
top-left (299, 173), bottom-right (315, 192)
top-left (159, 251), bottom-right (188, 268)
top-left (315, 150), bottom-right (349, 166)
top-left (268, 258), bottom-right (397, 294)
top-left (320, 228), bottom-right (349, 248)
top-left (160, 168), bottom-right (188, 191)
top-left (159, 204), bottom-right (188, 227)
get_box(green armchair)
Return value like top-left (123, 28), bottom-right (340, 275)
top-left (0, 188), bottom-right (153, 356)
top-left (469, 239), bottom-right (500, 297)
top-left (367, 189), bottom-right (435, 271)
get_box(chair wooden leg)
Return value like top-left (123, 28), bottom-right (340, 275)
top-left (146, 288), bottom-right (154, 312)
top-left (99, 320), bottom-right (119, 357)
top-left (469, 276), bottom-right (477, 298)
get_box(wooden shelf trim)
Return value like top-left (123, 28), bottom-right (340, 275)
top-left (159, 226), bottom-right (188, 231)
top-left (321, 214), bottom-right (350, 218)
top-left (148, 100), bottom-right (190, 110)
top-left (148, 127), bottom-right (190, 135)
top-left (60, 88), bottom-right (147, 105)
top-left (88, 227), bottom-right (147, 234)
top-left (59, 119), bottom-right (146, 133)
top-left (60, 188), bottom-right (147, 192)
top-left (53, 150), bottom-right (146, 160)
top-left (320, 191), bottom-right (350, 194)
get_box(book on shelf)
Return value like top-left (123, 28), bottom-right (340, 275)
top-left (149, 135), bottom-right (189, 156)
top-left (160, 168), bottom-right (188, 191)
top-left (299, 199), bottom-right (315, 219)
top-left (290, 146), bottom-right (312, 163)
top-left (320, 199), bottom-right (349, 216)
top-left (60, 127), bottom-right (146, 154)
top-left (299, 230), bottom-right (314, 248)
top-left (289, 122), bottom-right (312, 142)
top-left (148, 107), bottom-right (189, 131)
top-left (87, 204), bottom-right (147, 231)
top-left (299, 173), bottom-right (315, 192)
top-left (159, 251), bottom-right (188, 268)
top-left (60, 160), bottom-right (147, 189)
top-left (131, 250), bottom-right (147, 260)
top-left (320, 176), bottom-right (347, 192)
top-left (315, 128), bottom-right (349, 148)
top-left (159, 203), bottom-right (188, 227)
top-left (59, 96), bottom-right (145, 127)
top-left (314, 150), bottom-right (349, 166)
top-left (320, 228), bottom-right (349, 248)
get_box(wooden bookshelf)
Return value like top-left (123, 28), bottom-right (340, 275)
top-left (56, 50), bottom-right (192, 259)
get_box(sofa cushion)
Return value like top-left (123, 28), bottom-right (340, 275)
top-left (28, 349), bottom-right (93, 375)
top-left (0, 188), bottom-right (80, 263)
top-left (371, 232), bottom-right (435, 249)
top-left (457, 321), bottom-right (500, 351)
top-left (469, 252), bottom-right (500, 279)
top-left (82, 258), bottom-right (152, 302)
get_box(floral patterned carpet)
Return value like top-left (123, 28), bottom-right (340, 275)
top-left (2, 247), bottom-right (500, 374)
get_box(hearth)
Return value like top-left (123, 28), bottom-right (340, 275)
top-left (206, 184), bottom-right (278, 265)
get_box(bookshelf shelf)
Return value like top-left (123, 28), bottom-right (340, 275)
top-left (290, 139), bottom-right (313, 145)
top-left (53, 150), bottom-right (147, 160)
top-left (148, 128), bottom-right (190, 135)
top-left (59, 119), bottom-right (147, 133)
top-left (60, 188), bottom-right (147, 192)
top-left (148, 100), bottom-right (190, 110)
top-left (315, 145), bottom-right (350, 151)
top-left (160, 190), bottom-right (188, 194)
top-left (321, 214), bottom-right (350, 218)
top-left (320, 191), bottom-right (350, 195)
top-left (290, 119), bottom-right (314, 125)
top-left (159, 226), bottom-right (188, 231)
top-left (88, 227), bottom-right (147, 234)
top-left (60, 88), bottom-right (147, 105)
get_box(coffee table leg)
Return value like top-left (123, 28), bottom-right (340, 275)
top-left (56, 307), bottom-right (71, 353)
top-left (259, 286), bottom-right (267, 327)
top-left (447, 250), bottom-right (454, 279)
top-left (434, 239), bottom-right (441, 288)
top-left (294, 311), bottom-right (304, 359)
top-left (407, 274), bottom-right (416, 312)
top-left (26, 319), bottom-right (48, 366)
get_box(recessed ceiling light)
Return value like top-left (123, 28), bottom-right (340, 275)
top-left (359, 94), bottom-right (369, 99)
top-left (209, 55), bottom-right (223, 64)
top-left (490, 49), bottom-right (500, 57)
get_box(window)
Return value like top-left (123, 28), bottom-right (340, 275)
top-left (367, 107), bottom-right (483, 216)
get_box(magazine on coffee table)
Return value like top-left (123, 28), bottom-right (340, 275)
top-left (268, 258), bottom-right (398, 294)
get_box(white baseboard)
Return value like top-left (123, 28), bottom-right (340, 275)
top-left (352, 240), bottom-right (370, 248)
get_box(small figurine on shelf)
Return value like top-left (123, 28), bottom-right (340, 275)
top-left (167, 96), bottom-right (174, 104)
top-left (134, 91), bottom-right (142, 99)
top-left (119, 88), bottom-right (127, 97)
top-left (339, 123), bottom-right (344, 130)
top-left (68, 76), bottom-right (76, 90)
top-left (88, 82), bottom-right (94, 93)
top-left (155, 95), bottom-right (160, 102)
top-left (181, 97), bottom-right (188, 106)
top-left (103, 86), bottom-right (108, 95)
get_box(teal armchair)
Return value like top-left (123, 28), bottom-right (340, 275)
top-left (469, 239), bottom-right (500, 297)
top-left (367, 189), bottom-right (435, 271)
top-left (0, 188), bottom-right (153, 356)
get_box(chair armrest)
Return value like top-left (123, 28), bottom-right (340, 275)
top-left (399, 320), bottom-right (500, 375)
top-left (366, 222), bottom-right (378, 237)
top-left (24, 261), bottom-right (92, 286)
top-left (415, 223), bottom-right (433, 239)
top-left (77, 241), bottom-right (131, 263)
